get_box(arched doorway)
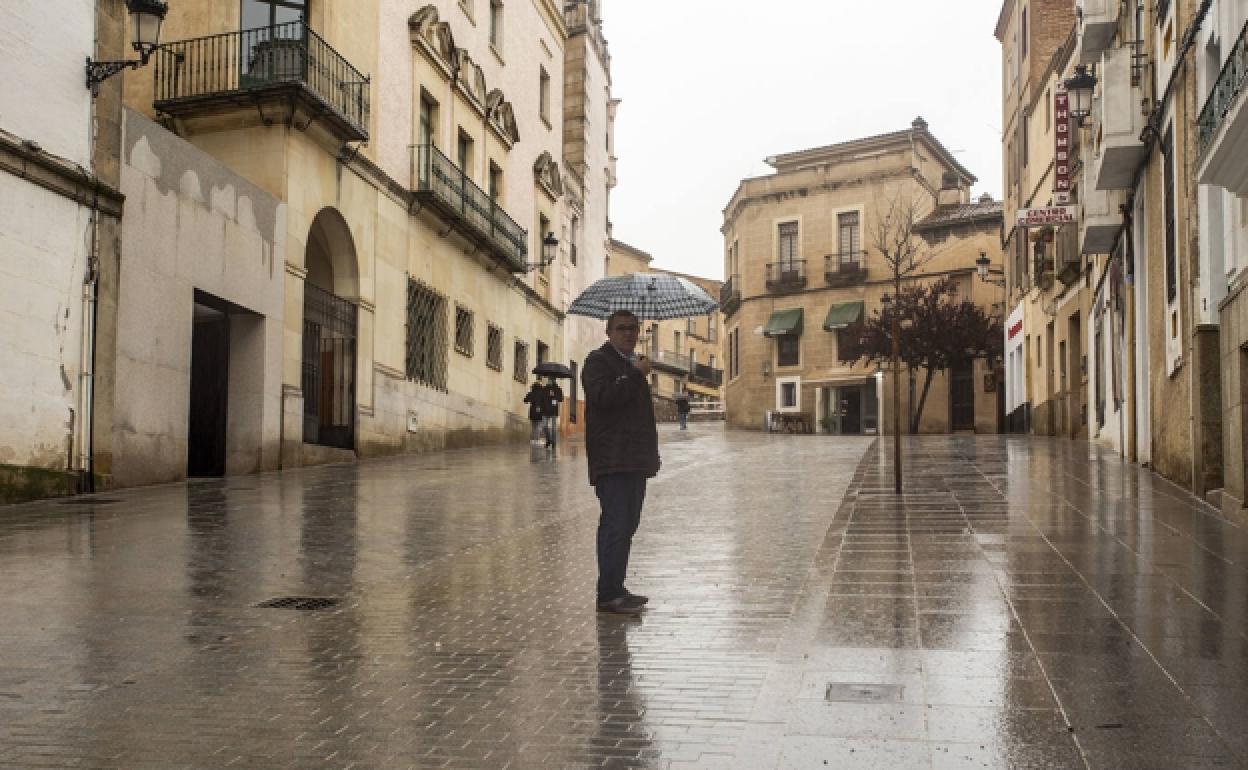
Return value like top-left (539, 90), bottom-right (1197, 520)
top-left (302, 208), bottom-right (359, 450)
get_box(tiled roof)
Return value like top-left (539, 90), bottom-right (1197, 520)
top-left (915, 200), bottom-right (1004, 230)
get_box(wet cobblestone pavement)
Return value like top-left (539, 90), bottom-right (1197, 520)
top-left (2, 428), bottom-right (1248, 768)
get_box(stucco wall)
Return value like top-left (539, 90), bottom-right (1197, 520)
top-left (112, 109), bottom-right (285, 487)
top-left (0, 0), bottom-right (93, 165)
top-left (0, 174), bottom-right (91, 472)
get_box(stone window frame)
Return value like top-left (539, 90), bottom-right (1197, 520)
top-left (776, 376), bottom-right (801, 413)
top-left (454, 304), bottom-right (474, 357)
top-left (513, 338), bottom-right (529, 383)
top-left (486, 322), bottom-right (504, 371)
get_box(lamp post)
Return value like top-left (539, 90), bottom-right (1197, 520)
top-left (524, 231), bottom-right (559, 272)
top-left (881, 291), bottom-right (902, 494)
top-left (85, 0), bottom-right (169, 95)
top-left (1063, 64), bottom-right (1098, 125)
top-left (976, 250), bottom-right (1006, 287)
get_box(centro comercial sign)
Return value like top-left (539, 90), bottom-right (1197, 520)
top-left (1016, 206), bottom-right (1076, 227)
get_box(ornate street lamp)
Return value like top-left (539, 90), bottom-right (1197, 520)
top-left (86, 0), bottom-right (169, 95)
top-left (525, 231), bottom-right (559, 271)
top-left (1064, 64), bottom-right (1098, 125)
top-left (976, 251), bottom-right (1006, 287)
top-left (880, 291), bottom-right (902, 494)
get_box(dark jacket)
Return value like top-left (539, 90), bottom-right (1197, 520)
top-left (676, 397), bottom-right (691, 414)
top-left (544, 382), bottom-right (564, 416)
top-left (582, 342), bottom-right (660, 484)
top-left (523, 385), bottom-right (545, 421)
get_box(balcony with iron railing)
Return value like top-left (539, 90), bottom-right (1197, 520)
top-left (765, 260), bottom-right (807, 292)
top-left (1197, 19), bottom-right (1248, 195)
top-left (411, 144), bottom-right (528, 272)
top-left (824, 251), bottom-right (868, 287)
top-left (720, 273), bottom-right (741, 316)
top-left (650, 349), bottom-right (690, 374)
top-left (690, 362), bottom-right (724, 388)
top-left (154, 22), bottom-right (370, 142)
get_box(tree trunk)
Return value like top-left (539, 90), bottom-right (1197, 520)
top-left (911, 368), bottom-right (935, 433)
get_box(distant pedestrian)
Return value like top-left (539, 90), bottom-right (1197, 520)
top-left (543, 378), bottom-right (564, 448)
top-left (675, 393), bottom-right (691, 430)
top-left (523, 381), bottom-right (546, 443)
top-left (582, 309), bottom-right (660, 616)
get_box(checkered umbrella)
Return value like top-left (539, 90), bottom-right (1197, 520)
top-left (567, 272), bottom-right (719, 321)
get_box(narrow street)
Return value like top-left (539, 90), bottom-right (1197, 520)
top-left (1, 427), bottom-right (1246, 769)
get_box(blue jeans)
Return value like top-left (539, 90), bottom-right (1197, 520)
top-left (543, 415), bottom-right (559, 446)
top-left (594, 472), bottom-right (646, 602)
top-left (678, 412), bottom-right (688, 430)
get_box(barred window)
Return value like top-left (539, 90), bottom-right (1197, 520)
top-left (513, 339), bottom-right (529, 382)
top-left (406, 279), bottom-right (449, 391)
top-left (486, 323), bottom-right (503, 371)
top-left (455, 305), bottom-right (474, 356)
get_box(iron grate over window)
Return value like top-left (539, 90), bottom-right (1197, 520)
top-left (255, 596), bottom-right (340, 611)
top-left (486, 322), bottom-right (504, 371)
top-left (455, 305), bottom-right (474, 357)
top-left (513, 339), bottom-right (529, 383)
top-left (406, 278), bottom-right (449, 391)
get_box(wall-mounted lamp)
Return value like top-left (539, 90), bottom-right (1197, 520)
top-left (976, 251), bottom-right (1006, 287)
top-left (86, 0), bottom-right (169, 96)
top-left (524, 231), bottom-right (559, 272)
top-left (1064, 64), bottom-right (1098, 125)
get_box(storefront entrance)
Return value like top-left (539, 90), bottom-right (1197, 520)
top-left (820, 384), bottom-right (878, 435)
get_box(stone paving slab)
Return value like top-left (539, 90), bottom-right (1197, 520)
top-left (1, 429), bottom-right (1247, 768)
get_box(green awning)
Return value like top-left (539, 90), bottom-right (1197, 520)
top-left (763, 307), bottom-right (804, 337)
top-left (822, 300), bottom-right (865, 331)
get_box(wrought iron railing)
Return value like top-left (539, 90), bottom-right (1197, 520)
top-left (411, 144), bottom-right (528, 271)
top-left (765, 260), bottom-right (807, 290)
top-left (651, 350), bottom-right (690, 371)
top-left (690, 362), bottom-right (723, 387)
top-left (1197, 19), bottom-right (1248, 158)
top-left (154, 22), bottom-right (370, 140)
top-left (824, 252), bottom-right (867, 284)
top-left (719, 274), bottom-right (740, 305)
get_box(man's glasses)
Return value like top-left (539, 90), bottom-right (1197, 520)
top-left (612, 324), bottom-right (640, 332)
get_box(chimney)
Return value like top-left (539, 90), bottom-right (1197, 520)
top-left (937, 171), bottom-right (965, 207)
top-left (978, 192), bottom-right (994, 204)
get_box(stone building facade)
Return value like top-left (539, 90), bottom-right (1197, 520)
top-left (720, 121), bottom-right (1005, 436)
top-left (0, 0), bottom-right (124, 502)
top-left (999, 0), bottom-right (1227, 504)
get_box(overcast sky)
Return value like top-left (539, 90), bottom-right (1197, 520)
top-left (603, 0), bottom-right (1005, 281)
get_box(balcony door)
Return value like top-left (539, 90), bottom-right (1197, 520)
top-left (241, 0), bottom-right (307, 84)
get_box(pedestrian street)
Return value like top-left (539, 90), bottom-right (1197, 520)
top-left (1, 427), bottom-right (1247, 768)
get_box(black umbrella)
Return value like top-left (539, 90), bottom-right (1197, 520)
top-left (532, 362), bottom-right (574, 379)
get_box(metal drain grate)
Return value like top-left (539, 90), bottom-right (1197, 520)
top-left (255, 596), bottom-right (340, 611)
top-left (825, 683), bottom-right (904, 703)
top-left (56, 497), bottom-right (123, 505)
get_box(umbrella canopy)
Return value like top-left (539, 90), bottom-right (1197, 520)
top-left (567, 272), bottom-right (718, 321)
top-left (532, 362), bottom-right (574, 379)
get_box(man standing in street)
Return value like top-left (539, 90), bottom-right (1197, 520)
top-left (542, 377), bottom-right (564, 449)
top-left (582, 310), bottom-right (660, 616)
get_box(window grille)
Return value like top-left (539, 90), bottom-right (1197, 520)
top-left (485, 323), bottom-right (504, 370)
top-left (406, 279), bottom-right (449, 391)
top-left (513, 339), bottom-right (529, 382)
top-left (455, 304), bottom-right (474, 356)
top-left (837, 211), bottom-right (861, 256)
top-left (778, 221), bottom-right (799, 268)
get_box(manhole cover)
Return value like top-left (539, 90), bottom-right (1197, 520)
top-left (56, 497), bottom-right (123, 505)
top-left (825, 683), bottom-right (904, 703)
top-left (255, 597), bottom-right (340, 611)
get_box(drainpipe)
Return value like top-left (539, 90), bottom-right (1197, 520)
top-left (79, 209), bottom-right (100, 493)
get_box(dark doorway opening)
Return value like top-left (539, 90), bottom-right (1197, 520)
top-left (951, 360), bottom-right (975, 431)
top-left (841, 388), bottom-right (863, 434)
top-left (188, 300), bottom-right (230, 477)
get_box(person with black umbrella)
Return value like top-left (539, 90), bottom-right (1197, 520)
top-left (523, 381), bottom-right (546, 444)
top-left (542, 377), bottom-right (564, 448)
